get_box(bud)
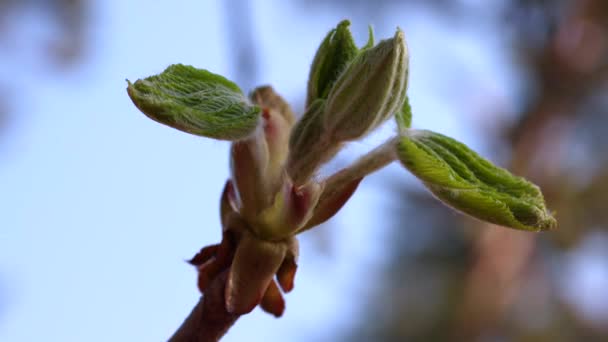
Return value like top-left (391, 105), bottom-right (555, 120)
top-left (252, 91), bottom-right (292, 188)
top-left (288, 27), bottom-right (407, 185)
top-left (226, 230), bottom-right (287, 315)
top-left (324, 28), bottom-right (408, 142)
top-left (250, 85), bottom-right (296, 127)
top-left (298, 176), bottom-right (362, 233)
top-left (260, 279), bottom-right (285, 317)
top-left (306, 20), bottom-right (362, 107)
top-left (230, 106), bottom-right (292, 220)
top-left (219, 180), bottom-right (238, 229)
top-left (286, 99), bottom-right (338, 185)
top-left (254, 180), bottom-right (323, 240)
top-left (276, 237), bottom-right (299, 293)
top-left (230, 128), bottom-right (270, 221)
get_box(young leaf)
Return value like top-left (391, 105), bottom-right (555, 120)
top-left (396, 95), bottom-right (412, 131)
top-left (397, 129), bottom-right (557, 231)
top-left (361, 25), bottom-right (375, 51)
top-left (324, 28), bottom-right (408, 142)
top-left (306, 20), bottom-right (359, 107)
top-left (127, 64), bottom-right (260, 140)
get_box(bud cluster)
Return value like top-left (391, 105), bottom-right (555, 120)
top-left (128, 19), bottom-right (556, 323)
top-left (229, 21), bottom-right (409, 240)
top-left (287, 21), bottom-right (409, 185)
top-left (220, 24), bottom-right (411, 317)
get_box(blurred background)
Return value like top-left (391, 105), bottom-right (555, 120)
top-left (1, 0), bottom-right (607, 341)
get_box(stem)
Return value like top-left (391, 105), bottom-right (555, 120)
top-left (170, 271), bottom-right (240, 342)
top-left (322, 136), bottom-right (398, 196)
top-left (295, 136), bottom-right (399, 234)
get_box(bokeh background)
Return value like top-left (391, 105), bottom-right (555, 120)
top-left (1, 0), bottom-right (608, 341)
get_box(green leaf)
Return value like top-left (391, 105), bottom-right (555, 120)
top-left (361, 25), bottom-right (375, 50)
top-left (127, 64), bottom-right (261, 140)
top-left (323, 28), bottom-right (408, 142)
top-left (306, 20), bottom-right (359, 107)
top-left (397, 129), bottom-right (556, 231)
top-left (396, 95), bottom-right (412, 131)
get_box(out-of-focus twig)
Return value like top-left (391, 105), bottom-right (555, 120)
top-left (454, 0), bottom-right (608, 338)
top-left (170, 271), bottom-right (240, 342)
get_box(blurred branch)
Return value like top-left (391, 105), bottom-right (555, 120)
top-left (452, 228), bottom-right (536, 339)
top-left (0, 0), bottom-right (89, 140)
top-left (454, 0), bottom-right (608, 338)
top-left (170, 271), bottom-right (240, 342)
top-left (0, 0), bottom-right (88, 65)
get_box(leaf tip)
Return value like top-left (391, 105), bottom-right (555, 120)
top-left (337, 19), bottom-right (351, 29)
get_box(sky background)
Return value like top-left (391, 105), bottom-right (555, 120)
top-left (1, 1), bottom-right (607, 341)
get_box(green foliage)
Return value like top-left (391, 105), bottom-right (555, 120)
top-left (306, 20), bottom-right (362, 107)
top-left (323, 28), bottom-right (408, 142)
top-left (127, 64), bottom-right (260, 140)
top-left (397, 129), bottom-right (556, 231)
top-left (126, 19), bottom-right (558, 236)
top-left (397, 96), bottom-right (412, 130)
top-left (288, 27), bottom-right (408, 185)
top-left (126, 21), bottom-right (556, 233)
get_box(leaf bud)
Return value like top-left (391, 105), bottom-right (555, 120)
top-left (323, 28), bottom-right (409, 142)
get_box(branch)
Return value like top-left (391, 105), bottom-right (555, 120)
top-left (294, 136), bottom-right (399, 234)
top-left (323, 136), bottom-right (398, 195)
top-left (169, 270), bottom-right (240, 342)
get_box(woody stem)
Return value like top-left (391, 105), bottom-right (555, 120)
top-left (169, 270), bottom-right (240, 342)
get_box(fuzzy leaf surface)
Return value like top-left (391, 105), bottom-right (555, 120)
top-left (397, 129), bottom-right (556, 231)
top-left (127, 64), bottom-right (260, 140)
top-left (306, 20), bottom-right (360, 106)
top-left (396, 96), bottom-right (412, 131)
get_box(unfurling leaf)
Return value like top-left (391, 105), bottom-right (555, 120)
top-left (127, 64), bottom-right (260, 140)
top-left (323, 28), bottom-right (408, 142)
top-left (306, 20), bottom-right (361, 107)
top-left (288, 27), bottom-right (408, 185)
top-left (396, 95), bottom-right (412, 131)
top-left (397, 129), bottom-right (556, 231)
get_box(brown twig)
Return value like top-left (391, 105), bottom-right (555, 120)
top-left (169, 271), bottom-right (240, 342)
